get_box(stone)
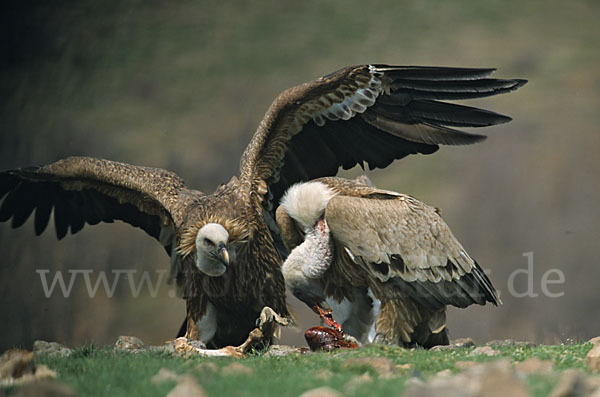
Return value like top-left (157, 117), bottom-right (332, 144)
top-left (299, 386), bottom-right (343, 397)
top-left (396, 363), bottom-right (416, 373)
top-left (477, 361), bottom-right (531, 397)
top-left (452, 338), bottom-right (476, 348)
top-left (469, 346), bottom-right (500, 357)
top-left (313, 369), bottom-right (334, 381)
top-left (166, 376), bottom-right (206, 397)
top-left (454, 361), bottom-right (478, 370)
top-left (0, 350), bottom-right (35, 380)
top-left (514, 358), bottom-right (554, 375)
top-left (343, 357), bottom-right (396, 378)
top-left (431, 338), bottom-right (475, 352)
top-left (264, 345), bottom-right (310, 357)
top-left (435, 369), bottom-right (453, 377)
top-left (0, 349), bottom-right (57, 388)
top-left (195, 362), bottom-right (219, 375)
top-left (32, 341), bottom-right (73, 358)
top-left (152, 368), bottom-right (181, 384)
top-left (115, 336), bottom-right (146, 351)
top-left (13, 379), bottom-right (76, 397)
top-left (221, 362), bottom-right (253, 376)
top-left (404, 360), bottom-right (531, 397)
top-left (343, 372), bottom-right (373, 394)
top-left (549, 369), bottom-right (588, 397)
top-left (588, 344), bottom-right (600, 373)
top-left (485, 339), bottom-right (536, 348)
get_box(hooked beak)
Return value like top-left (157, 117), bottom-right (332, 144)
top-left (218, 243), bottom-right (230, 266)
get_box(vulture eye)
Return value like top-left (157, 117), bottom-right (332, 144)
top-left (204, 238), bottom-right (214, 247)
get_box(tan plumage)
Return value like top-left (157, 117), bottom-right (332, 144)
top-left (0, 64), bottom-right (522, 347)
top-left (277, 176), bottom-right (500, 347)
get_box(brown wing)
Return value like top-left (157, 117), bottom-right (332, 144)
top-left (0, 156), bottom-right (202, 250)
top-left (240, 64), bottom-right (526, 215)
top-left (323, 188), bottom-right (500, 311)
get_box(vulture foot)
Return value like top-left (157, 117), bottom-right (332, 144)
top-left (256, 306), bottom-right (291, 330)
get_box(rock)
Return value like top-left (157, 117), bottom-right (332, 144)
top-left (313, 369), bottom-right (334, 381)
top-left (343, 372), bottom-right (373, 394)
top-left (404, 377), bottom-right (425, 388)
top-left (431, 338), bottom-right (475, 352)
top-left (589, 337), bottom-right (600, 346)
top-left (13, 379), bottom-right (76, 397)
top-left (115, 336), bottom-right (146, 351)
top-left (452, 338), bottom-right (476, 348)
top-left (152, 368), bottom-right (181, 384)
top-left (435, 369), bottom-right (453, 377)
top-left (166, 375), bottom-right (206, 397)
top-left (397, 363), bottom-right (416, 373)
top-left (454, 361), bottom-right (478, 370)
top-left (485, 339), bottom-right (536, 348)
top-left (588, 344), bottom-right (600, 373)
top-left (404, 360), bottom-right (531, 397)
top-left (477, 361), bottom-right (531, 397)
top-left (299, 386), bottom-right (343, 397)
top-left (195, 362), bottom-right (219, 375)
top-left (343, 357), bottom-right (396, 378)
top-left (221, 362), bottom-right (253, 376)
top-left (0, 350), bottom-right (35, 380)
top-left (469, 346), bottom-right (500, 357)
top-left (514, 358), bottom-right (554, 375)
top-left (32, 341), bottom-right (73, 357)
top-left (403, 377), bottom-right (473, 397)
top-left (264, 345), bottom-right (310, 357)
top-left (549, 369), bottom-right (589, 397)
top-left (148, 344), bottom-right (176, 354)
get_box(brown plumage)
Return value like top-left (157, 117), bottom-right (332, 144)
top-left (277, 176), bottom-right (500, 348)
top-left (0, 64), bottom-right (523, 347)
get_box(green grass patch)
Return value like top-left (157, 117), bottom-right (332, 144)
top-left (15, 343), bottom-right (592, 397)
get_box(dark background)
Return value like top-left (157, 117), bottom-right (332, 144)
top-left (1, 0), bottom-right (599, 351)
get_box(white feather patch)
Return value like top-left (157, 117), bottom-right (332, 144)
top-left (312, 65), bottom-right (382, 126)
top-left (280, 182), bottom-right (336, 231)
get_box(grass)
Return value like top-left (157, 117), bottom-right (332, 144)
top-left (7, 342), bottom-right (591, 396)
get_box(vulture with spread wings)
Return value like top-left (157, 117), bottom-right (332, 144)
top-left (278, 176), bottom-right (500, 348)
top-left (0, 65), bottom-right (523, 347)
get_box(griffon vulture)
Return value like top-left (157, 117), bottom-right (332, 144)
top-left (0, 65), bottom-right (523, 347)
top-left (277, 176), bottom-right (500, 347)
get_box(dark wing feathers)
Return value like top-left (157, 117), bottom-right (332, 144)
top-left (240, 64), bottom-right (525, 215)
top-left (268, 118), bottom-right (436, 206)
top-left (0, 157), bottom-right (196, 246)
top-left (385, 78), bottom-right (527, 102)
top-left (372, 65), bottom-right (497, 80)
top-left (393, 261), bottom-right (498, 311)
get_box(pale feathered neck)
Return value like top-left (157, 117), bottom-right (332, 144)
top-left (282, 217), bottom-right (334, 281)
top-left (280, 181), bottom-right (336, 232)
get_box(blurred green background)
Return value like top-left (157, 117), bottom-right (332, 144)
top-left (1, 0), bottom-right (599, 352)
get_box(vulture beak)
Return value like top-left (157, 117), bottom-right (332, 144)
top-left (217, 242), bottom-right (230, 266)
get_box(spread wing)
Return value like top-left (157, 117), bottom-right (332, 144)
top-left (324, 189), bottom-right (500, 311)
top-left (0, 156), bottom-right (202, 252)
top-left (240, 64), bottom-right (526, 214)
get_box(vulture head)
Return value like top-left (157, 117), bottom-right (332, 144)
top-left (195, 223), bottom-right (231, 277)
